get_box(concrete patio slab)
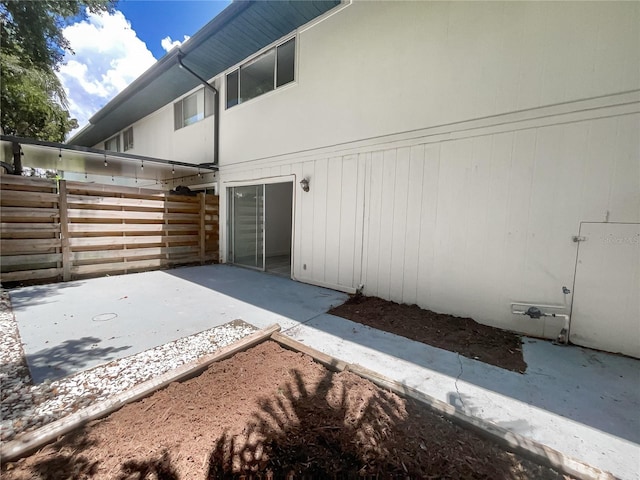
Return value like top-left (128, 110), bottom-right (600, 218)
top-left (8, 264), bottom-right (640, 479)
top-left (286, 314), bottom-right (640, 480)
top-left (9, 264), bottom-right (347, 383)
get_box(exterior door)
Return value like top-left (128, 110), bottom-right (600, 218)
top-left (228, 185), bottom-right (264, 270)
top-left (570, 223), bottom-right (640, 358)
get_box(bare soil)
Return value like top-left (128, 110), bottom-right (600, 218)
top-left (329, 296), bottom-right (527, 373)
top-left (2, 341), bottom-right (569, 479)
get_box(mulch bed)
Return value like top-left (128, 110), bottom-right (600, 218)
top-left (1, 341), bottom-right (571, 479)
top-left (329, 295), bottom-right (527, 373)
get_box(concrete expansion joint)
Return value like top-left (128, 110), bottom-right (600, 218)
top-left (283, 312), bottom-right (326, 333)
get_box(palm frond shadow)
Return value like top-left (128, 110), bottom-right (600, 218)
top-left (29, 426), bottom-right (99, 479)
top-left (206, 367), bottom-right (409, 479)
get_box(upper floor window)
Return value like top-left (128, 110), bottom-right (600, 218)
top-left (104, 134), bottom-right (120, 152)
top-left (123, 127), bottom-right (134, 151)
top-left (174, 87), bottom-right (215, 130)
top-left (226, 37), bottom-right (295, 109)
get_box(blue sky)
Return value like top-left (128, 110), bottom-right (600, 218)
top-left (117, 1), bottom-right (229, 59)
top-left (57, 1), bottom-right (230, 139)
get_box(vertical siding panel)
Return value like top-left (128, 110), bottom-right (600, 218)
top-left (553, 123), bottom-right (589, 235)
top-left (311, 158), bottom-right (329, 282)
top-left (364, 151), bottom-right (384, 296)
top-left (461, 136), bottom-right (493, 316)
top-left (504, 130), bottom-right (537, 290)
top-left (522, 126), bottom-right (560, 304)
top-left (389, 147), bottom-right (410, 302)
top-left (401, 145), bottom-right (425, 305)
top-left (376, 149), bottom-right (397, 300)
top-left (299, 161), bottom-right (316, 279)
top-left (547, 122), bottom-right (591, 303)
top-left (269, 165), bottom-right (282, 177)
top-left (324, 156), bottom-right (343, 286)
top-left (352, 153), bottom-right (368, 288)
top-left (279, 164), bottom-right (292, 176)
top-left (416, 143), bottom-right (440, 308)
top-left (503, 129), bottom-right (537, 334)
top-left (338, 155), bottom-right (358, 287)
top-left (482, 132), bottom-right (514, 319)
top-left (431, 138), bottom-right (473, 314)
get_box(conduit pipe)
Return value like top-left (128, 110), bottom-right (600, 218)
top-left (512, 305), bottom-right (570, 345)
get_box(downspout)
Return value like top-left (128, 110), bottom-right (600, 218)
top-left (177, 51), bottom-right (219, 167)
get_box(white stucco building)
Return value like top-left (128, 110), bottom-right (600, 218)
top-left (69, 1), bottom-right (640, 357)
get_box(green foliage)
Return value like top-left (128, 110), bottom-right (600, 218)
top-left (1, 51), bottom-right (78, 141)
top-left (0, 0), bottom-right (114, 141)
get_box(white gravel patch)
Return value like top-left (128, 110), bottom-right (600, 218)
top-left (0, 289), bottom-right (257, 443)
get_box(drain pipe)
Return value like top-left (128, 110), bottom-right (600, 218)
top-left (177, 51), bottom-right (219, 167)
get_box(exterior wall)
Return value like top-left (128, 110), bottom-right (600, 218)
top-left (219, 1), bottom-right (639, 165)
top-left (93, 87), bottom-right (215, 166)
top-left (218, 1), bottom-right (640, 341)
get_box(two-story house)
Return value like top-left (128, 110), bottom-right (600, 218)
top-left (69, 1), bottom-right (640, 357)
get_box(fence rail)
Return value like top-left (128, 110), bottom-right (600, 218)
top-left (1, 175), bottom-right (219, 284)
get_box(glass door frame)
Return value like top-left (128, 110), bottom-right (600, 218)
top-left (224, 175), bottom-right (297, 273)
top-left (228, 184), bottom-right (265, 271)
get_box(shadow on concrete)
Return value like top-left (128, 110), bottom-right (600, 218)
top-left (167, 264), bottom-right (348, 324)
top-left (299, 314), bottom-right (640, 446)
top-left (8, 281), bottom-right (81, 311)
top-left (27, 336), bottom-right (131, 384)
top-left (169, 265), bottom-right (639, 446)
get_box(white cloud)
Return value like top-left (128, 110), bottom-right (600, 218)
top-left (57, 10), bottom-right (157, 140)
top-left (161, 35), bottom-right (190, 53)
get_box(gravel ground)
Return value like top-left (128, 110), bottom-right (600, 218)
top-left (0, 288), bottom-right (257, 444)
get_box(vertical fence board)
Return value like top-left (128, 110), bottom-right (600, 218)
top-left (199, 192), bottom-right (206, 265)
top-left (58, 180), bottom-right (71, 281)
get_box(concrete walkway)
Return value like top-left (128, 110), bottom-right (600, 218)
top-left (9, 265), bottom-right (640, 480)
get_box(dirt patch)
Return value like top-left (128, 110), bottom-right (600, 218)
top-left (2, 341), bottom-right (569, 479)
top-left (329, 295), bottom-right (527, 373)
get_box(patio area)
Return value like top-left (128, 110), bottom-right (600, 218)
top-left (6, 264), bottom-right (640, 480)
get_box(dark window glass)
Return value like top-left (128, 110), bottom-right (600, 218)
top-left (226, 70), bottom-right (239, 109)
top-left (104, 135), bottom-right (120, 152)
top-left (123, 127), bottom-right (133, 151)
top-left (183, 89), bottom-right (204, 126)
top-left (276, 38), bottom-right (295, 87)
top-left (240, 48), bottom-right (275, 103)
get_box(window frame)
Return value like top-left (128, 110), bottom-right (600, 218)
top-left (226, 36), bottom-right (296, 110)
top-left (104, 134), bottom-right (120, 152)
top-left (123, 127), bottom-right (134, 151)
top-left (174, 87), bottom-right (215, 130)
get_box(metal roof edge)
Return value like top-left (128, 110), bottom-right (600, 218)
top-left (67, 121), bottom-right (94, 145)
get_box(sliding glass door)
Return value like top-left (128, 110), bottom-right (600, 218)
top-left (228, 185), bottom-right (264, 270)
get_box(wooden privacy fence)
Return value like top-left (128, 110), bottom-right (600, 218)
top-left (1, 175), bottom-right (219, 284)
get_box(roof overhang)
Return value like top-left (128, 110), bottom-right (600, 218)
top-left (69, 0), bottom-right (341, 148)
top-left (1, 135), bottom-right (216, 183)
